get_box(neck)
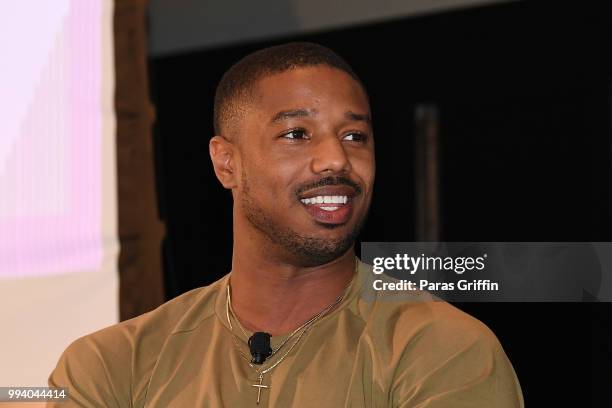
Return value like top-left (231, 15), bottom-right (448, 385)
top-left (229, 226), bottom-right (356, 336)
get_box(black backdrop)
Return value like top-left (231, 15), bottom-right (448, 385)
top-left (149, 2), bottom-right (612, 406)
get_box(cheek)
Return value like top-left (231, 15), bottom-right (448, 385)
top-left (243, 161), bottom-right (297, 203)
top-left (350, 153), bottom-right (375, 186)
top-left (249, 151), bottom-right (307, 189)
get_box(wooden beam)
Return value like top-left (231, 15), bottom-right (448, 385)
top-left (415, 104), bottom-right (441, 242)
top-left (114, 0), bottom-right (165, 320)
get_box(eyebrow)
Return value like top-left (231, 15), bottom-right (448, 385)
top-left (270, 108), bottom-right (371, 125)
top-left (345, 111), bottom-right (371, 125)
top-left (270, 109), bottom-right (315, 123)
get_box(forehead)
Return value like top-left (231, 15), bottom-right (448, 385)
top-left (251, 66), bottom-right (370, 116)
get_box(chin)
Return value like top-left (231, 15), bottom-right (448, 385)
top-left (315, 221), bottom-right (348, 230)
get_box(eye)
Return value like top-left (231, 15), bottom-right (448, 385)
top-left (343, 132), bottom-right (367, 142)
top-left (281, 129), bottom-right (309, 140)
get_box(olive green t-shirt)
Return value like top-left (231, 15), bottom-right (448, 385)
top-left (48, 260), bottom-right (524, 407)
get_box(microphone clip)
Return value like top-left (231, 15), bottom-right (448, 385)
top-left (248, 332), bottom-right (273, 365)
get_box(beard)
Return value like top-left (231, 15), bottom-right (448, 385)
top-left (240, 173), bottom-right (367, 267)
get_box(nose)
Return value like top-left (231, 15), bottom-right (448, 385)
top-left (310, 134), bottom-right (352, 175)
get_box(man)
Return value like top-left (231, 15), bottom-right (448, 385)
top-left (48, 42), bottom-right (523, 407)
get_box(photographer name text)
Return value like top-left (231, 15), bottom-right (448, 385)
top-left (371, 253), bottom-right (499, 292)
top-left (373, 279), bottom-right (499, 292)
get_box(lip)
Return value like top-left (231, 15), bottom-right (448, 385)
top-left (297, 185), bottom-right (357, 225)
top-left (298, 185), bottom-right (357, 200)
top-left (303, 201), bottom-right (354, 225)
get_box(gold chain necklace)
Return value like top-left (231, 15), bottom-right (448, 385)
top-left (227, 286), bottom-right (327, 358)
top-left (225, 273), bottom-right (353, 405)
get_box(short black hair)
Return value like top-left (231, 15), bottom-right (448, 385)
top-left (213, 42), bottom-right (364, 137)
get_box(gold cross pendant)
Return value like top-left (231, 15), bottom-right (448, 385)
top-left (252, 373), bottom-right (269, 405)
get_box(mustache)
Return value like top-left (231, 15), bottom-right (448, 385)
top-left (295, 176), bottom-right (362, 197)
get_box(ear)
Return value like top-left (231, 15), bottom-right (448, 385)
top-left (209, 136), bottom-right (239, 189)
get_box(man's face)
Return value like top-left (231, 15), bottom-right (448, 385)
top-left (234, 66), bottom-right (375, 266)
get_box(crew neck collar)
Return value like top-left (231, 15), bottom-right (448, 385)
top-left (214, 257), bottom-right (366, 340)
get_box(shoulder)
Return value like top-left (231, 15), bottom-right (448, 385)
top-left (354, 261), bottom-right (497, 346)
top-left (394, 300), bottom-right (497, 347)
top-left (384, 301), bottom-right (523, 407)
top-left (48, 276), bottom-right (227, 406)
top-left (353, 262), bottom-right (523, 407)
top-left (360, 291), bottom-right (500, 361)
top-left (74, 276), bottom-right (224, 356)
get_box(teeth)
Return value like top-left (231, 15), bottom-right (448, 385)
top-left (300, 195), bottom-right (348, 205)
top-left (321, 206), bottom-right (339, 211)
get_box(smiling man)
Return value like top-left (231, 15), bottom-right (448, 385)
top-left (48, 42), bottom-right (523, 407)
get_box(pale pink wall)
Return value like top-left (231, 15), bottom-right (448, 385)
top-left (0, 0), bottom-right (104, 278)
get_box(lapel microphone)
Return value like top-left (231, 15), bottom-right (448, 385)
top-left (248, 332), bottom-right (272, 365)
